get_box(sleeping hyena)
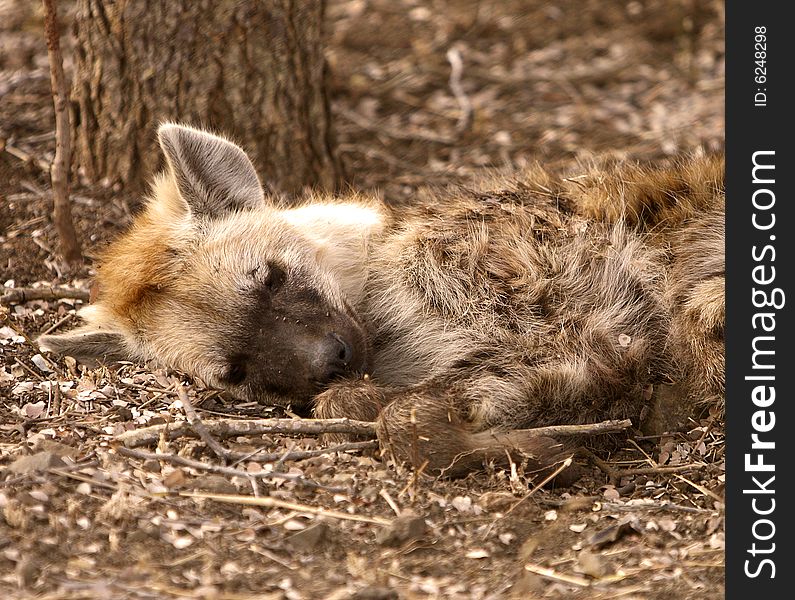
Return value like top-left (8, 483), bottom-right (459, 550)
top-left (39, 124), bottom-right (725, 476)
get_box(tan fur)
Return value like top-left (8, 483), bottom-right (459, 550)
top-left (563, 153), bottom-right (725, 231)
top-left (39, 125), bottom-right (725, 477)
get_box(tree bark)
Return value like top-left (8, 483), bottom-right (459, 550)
top-left (71, 0), bottom-right (342, 195)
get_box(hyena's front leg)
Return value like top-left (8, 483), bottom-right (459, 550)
top-left (314, 378), bottom-right (570, 478)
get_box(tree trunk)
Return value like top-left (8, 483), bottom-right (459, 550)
top-left (71, 0), bottom-right (342, 196)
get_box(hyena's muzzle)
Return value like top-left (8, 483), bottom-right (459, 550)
top-left (219, 267), bottom-right (370, 408)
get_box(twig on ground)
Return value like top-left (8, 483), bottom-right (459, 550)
top-left (2, 142), bottom-right (51, 173)
top-left (519, 457), bottom-right (574, 504)
top-left (510, 419), bottom-right (633, 438)
top-left (523, 563), bottom-right (591, 587)
top-left (114, 417), bottom-right (378, 448)
top-left (47, 467), bottom-right (119, 492)
top-left (270, 439), bottom-right (297, 472)
top-left (229, 440), bottom-right (379, 465)
top-left (119, 381), bottom-right (181, 397)
top-left (1, 286), bottom-right (90, 306)
top-left (338, 106), bottom-right (455, 144)
top-left (379, 488), bottom-right (402, 517)
top-left (52, 378), bottom-right (62, 415)
top-left (611, 464), bottom-right (708, 478)
top-left (398, 459), bottom-right (428, 499)
top-left (675, 474), bottom-right (724, 504)
top-left (603, 501), bottom-right (716, 514)
top-left (589, 446), bottom-right (710, 485)
top-left (583, 449), bottom-right (620, 483)
top-left (175, 383), bottom-right (232, 461)
top-left (538, 497), bottom-right (716, 514)
top-left (115, 447), bottom-right (346, 493)
top-left (482, 456), bottom-right (573, 539)
top-left (627, 438), bottom-right (657, 467)
top-left (39, 313), bottom-right (75, 336)
top-left (14, 357), bottom-right (44, 381)
top-left (175, 491), bottom-right (392, 525)
top-left (446, 46), bottom-right (473, 135)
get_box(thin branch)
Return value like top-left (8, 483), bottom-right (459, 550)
top-left (523, 563), bottom-right (591, 587)
top-left (115, 447), bottom-right (346, 493)
top-left (509, 419), bottom-right (633, 438)
top-left (39, 313), bottom-right (75, 336)
top-left (242, 440), bottom-right (378, 464)
top-left (611, 464), bottom-right (708, 478)
top-left (446, 46), bottom-right (473, 134)
top-left (481, 456), bottom-right (574, 539)
top-left (2, 141), bottom-right (52, 173)
top-left (171, 384), bottom-right (378, 464)
top-left (337, 106), bottom-right (455, 144)
top-left (674, 473), bottom-right (724, 504)
top-left (589, 444), bottom-right (710, 484)
top-left (114, 417), bottom-right (378, 448)
top-left (175, 384), bottom-right (231, 461)
top-left (175, 491), bottom-right (392, 525)
top-left (42, 0), bottom-right (82, 265)
top-left (1, 286), bottom-right (90, 306)
top-left (539, 496), bottom-right (715, 514)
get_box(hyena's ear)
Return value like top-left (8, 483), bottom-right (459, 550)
top-left (38, 327), bottom-right (132, 365)
top-left (157, 123), bottom-right (265, 219)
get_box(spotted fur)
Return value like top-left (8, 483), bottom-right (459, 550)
top-left (39, 125), bottom-right (724, 476)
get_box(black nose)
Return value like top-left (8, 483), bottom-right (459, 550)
top-left (312, 333), bottom-right (354, 384)
top-left (329, 332), bottom-right (353, 365)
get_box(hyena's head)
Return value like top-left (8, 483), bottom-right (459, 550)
top-left (39, 124), bottom-right (370, 408)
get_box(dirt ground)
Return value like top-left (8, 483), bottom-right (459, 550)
top-left (1, 1), bottom-right (725, 598)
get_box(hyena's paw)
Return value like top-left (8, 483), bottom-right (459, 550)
top-left (374, 390), bottom-right (577, 480)
top-left (313, 377), bottom-right (387, 444)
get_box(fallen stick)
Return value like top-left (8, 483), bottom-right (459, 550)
top-left (176, 384), bottom-right (231, 461)
top-left (239, 440), bottom-right (378, 464)
top-left (39, 313), bottom-right (74, 336)
top-left (614, 464), bottom-right (708, 478)
top-left (115, 417), bottom-right (632, 449)
top-left (481, 456), bottom-right (574, 540)
top-left (2, 141), bottom-right (52, 173)
top-left (512, 419), bottom-right (633, 438)
top-left (446, 46), bottom-right (473, 134)
top-left (175, 384), bottom-right (378, 464)
top-left (174, 491), bottom-right (392, 525)
top-left (674, 473), bottom-right (724, 503)
top-left (338, 106), bottom-right (455, 145)
top-left (539, 497), bottom-right (714, 514)
top-left (115, 417), bottom-right (378, 448)
top-left (523, 563), bottom-right (591, 587)
top-left (116, 447), bottom-right (347, 493)
top-left (1, 286), bottom-right (90, 306)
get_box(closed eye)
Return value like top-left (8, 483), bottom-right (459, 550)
top-left (261, 262), bottom-right (287, 291)
top-left (222, 355), bottom-right (248, 386)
